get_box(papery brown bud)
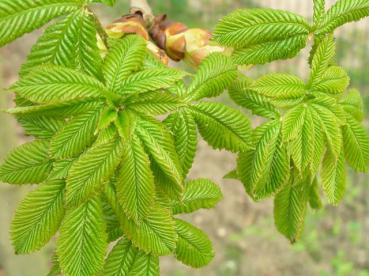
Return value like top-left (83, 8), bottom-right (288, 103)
top-left (166, 33), bottom-right (186, 61)
top-left (105, 14), bottom-right (149, 40)
top-left (182, 29), bottom-right (224, 66)
top-left (150, 15), bottom-right (188, 61)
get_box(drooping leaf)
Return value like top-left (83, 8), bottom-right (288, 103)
top-left (321, 149), bottom-right (346, 205)
top-left (274, 178), bottom-right (308, 243)
top-left (309, 113), bottom-right (326, 175)
top-left (0, 140), bottom-right (52, 184)
top-left (103, 35), bottom-right (147, 93)
top-left (309, 177), bottom-right (323, 210)
top-left (0, 0), bottom-right (81, 46)
top-left (172, 179), bottom-right (223, 214)
top-left (175, 219), bottom-right (214, 268)
top-left (11, 179), bottom-right (65, 254)
top-left (290, 107), bottom-right (315, 172)
top-left (214, 9), bottom-right (311, 64)
top-left (66, 133), bottom-right (123, 207)
top-left (135, 116), bottom-right (183, 191)
top-left (342, 114), bottom-right (369, 172)
top-left (239, 120), bottom-right (290, 200)
top-left (117, 136), bottom-right (155, 223)
top-left (310, 103), bottom-right (342, 158)
top-left (21, 9), bottom-right (102, 78)
top-left (101, 193), bottom-right (123, 242)
top-left (50, 109), bottom-right (100, 159)
top-left (103, 238), bottom-right (159, 276)
top-left (120, 205), bottom-right (177, 256)
top-left (190, 102), bottom-right (252, 152)
top-left (12, 66), bottom-right (107, 104)
top-left (57, 197), bottom-right (107, 276)
top-left (340, 89), bottom-right (364, 122)
top-left (187, 53), bottom-right (237, 100)
top-left (282, 104), bottom-right (306, 141)
top-left (164, 110), bottom-right (197, 177)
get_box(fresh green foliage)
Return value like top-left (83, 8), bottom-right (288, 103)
top-left (213, 8), bottom-right (311, 65)
top-left (0, 0), bottom-right (250, 273)
top-left (0, 0), bottom-right (369, 274)
top-left (227, 29), bottom-right (369, 241)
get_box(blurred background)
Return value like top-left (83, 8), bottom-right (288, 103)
top-left (1, 0), bottom-right (369, 275)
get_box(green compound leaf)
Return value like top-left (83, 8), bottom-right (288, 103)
top-left (7, 99), bottom-right (103, 118)
top-left (309, 35), bottom-right (336, 86)
top-left (289, 107), bottom-right (315, 172)
top-left (0, 0), bottom-right (82, 47)
top-left (239, 120), bottom-right (289, 200)
top-left (175, 219), bottom-right (214, 268)
top-left (12, 66), bottom-right (107, 104)
top-left (120, 205), bottom-right (177, 256)
top-left (282, 104), bottom-right (306, 142)
top-left (321, 149), bottom-right (346, 205)
top-left (18, 117), bottom-right (63, 140)
top-left (66, 134), bottom-right (123, 207)
top-left (50, 109), bottom-right (100, 159)
top-left (103, 35), bottom-right (147, 93)
top-left (187, 53), bottom-right (237, 100)
top-left (340, 89), bottom-right (364, 122)
top-left (135, 116), bottom-right (183, 191)
top-left (11, 179), bottom-right (65, 254)
top-left (310, 103), bottom-right (342, 159)
top-left (229, 76), bottom-right (279, 119)
top-left (309, 177), bottom-right (323, 210)
top-left (103, 238), bottom-right (159, 276)
top-left (117, 136), bottom-right (155, 223)
top-left (0, 140), bottom-right (52, 184)
top-left (342, 114), bottom-right (369, 172)
top-left (164, 110), bottom-right (197, 177)
top-left (191, 102), bottom-right (252, 152)
top-left (316, 0), bottom-right (369, 35)
top-left (252, 73), bottom-right (306, 107)
top-left (127, 91), bottom-right (182, 116)
top-left (57, 197), bottom-right (107, 276)
top-left (172, 179), bottom-right (223, 214)
top-left (311, 66), bottom-right (350, 95)
top-left (21, 9), bottom-right (102, 79)
top-left (117, 68), bottom-right (186, 96)
top-left (313, 0), bottom-right (326, 26)
top-left (101, 193), bottom-right (123, 242)
top-left (274, 177), bottom-right (308, 243)
top-left (214, 8), bottom-right (311, 65)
